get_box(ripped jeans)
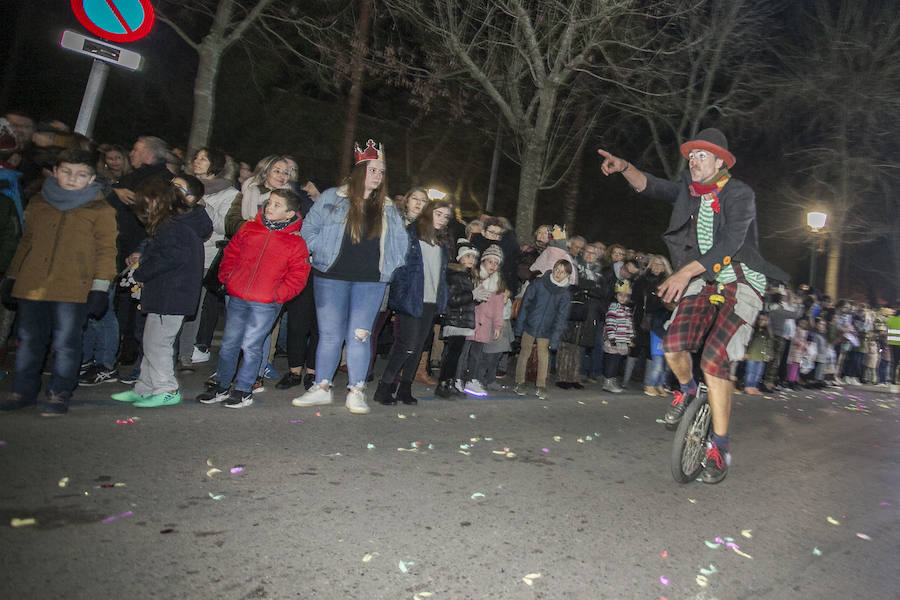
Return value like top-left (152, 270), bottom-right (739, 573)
top-left (313, 278), bottom-right (387, 388)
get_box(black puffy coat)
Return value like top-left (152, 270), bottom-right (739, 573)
top-left (442, 263), bottom-right (476, 329)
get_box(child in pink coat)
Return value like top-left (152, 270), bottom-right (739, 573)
top-left (462, 244), bottom-right (506, 396)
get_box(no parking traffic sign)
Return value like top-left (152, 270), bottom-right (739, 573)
top-left (71, 0), bottom-right (156, 43)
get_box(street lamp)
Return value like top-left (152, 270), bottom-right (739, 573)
top-left (426, 188), bottom-right (447, 200)
top-left (806, 211), bottom-right (828, 288)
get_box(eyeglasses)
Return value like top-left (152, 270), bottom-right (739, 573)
top-left (486, 228), bottom-right (504, 236)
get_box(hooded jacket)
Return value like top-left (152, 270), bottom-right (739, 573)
top-left (218, 210), bottom-right (310, 304)
top-left (514, 272), bottom-right (572, 349)
top-left (442, 263), bottom-right (476, 330)
top-left (388, 223), bottom-right (449, 316)
top-left (134, 205), bottom-right (212, 315)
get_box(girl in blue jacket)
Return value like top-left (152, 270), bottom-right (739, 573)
top-left (374, 200), bottom-right (453, 406)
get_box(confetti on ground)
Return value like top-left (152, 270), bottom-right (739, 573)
top-left (289, 419), bottom-right (304, 423)
top-left (577, 438), bottom-right (584, 443)
top-left (522, 573), bottom-right (542, 586)
top-left (398, 560), bottom-right (415, 573)
top-left (623, 415), bottom-right (630, 419)
top-left (880, 502), bottom-right (892, 506)
top-left (553, 436), bottom-right (561, 442)
top-left (856, 533), bottom-right (872, 541)
top-left (484, 437), bottom-right (493, 441)
top-left (688, 498), bottom-right (697, 504)
top-left (366, 443), bottom-right (375, 449)
top-left (468, 414), bottom-right (476, 419)
top-left (206, 459), bottom-right (213, 466)
top-left (704, 540), bottom-right (721, 549)
top-left (58, 477), bottom-right (69, 488)
top-left (326, 452), bottom-right (342, 457)
top-left (362, 552), bottom-right (378, 563)
top-left (699, 564), bottom-right (717, 576)
top-left (413, 593), bottom-right (433, 600)
top-left (696, 574), bottom-right (709, 587)
top-left (458, 450), bottom-right (471, 456)
top-left (492, 450), bottom-right (506, 455)
top-left (733, 548), bottom-right (753, 559)
top-left (315, 412), bottom-right (322, 417)
top-left (471, 492), bottom-right (485, 500)
top-left (96, 482), bottom-right (126, 488)
top-left (541, 448), bottom-right (549, 453)
top-left (506, 452), bottom-right (516, 458)
top-left (10, 518), bottom-right (36, 527)
top-left (725, 541), bottom-right (739, 549)
top-left (230, 467), bottom-right (244, 475)
top-left (655, 419), bottom-right (666, 424)
top-left (208, 493), bottom-right (224, 501)
top-left (101, 510), bottom-right (133, 524)
top-left (826, 516), bottom-right (840, 525)
top-left (741, 529), bottom-right (752, 538)
top-left (812, 547), bottom-right (822, 556)
top-left (398, 414), bottom-right (407, 419)
top-left (427, 443), bottom-right (434, 450)
top-left (397, 448), bottom-right (418, 452)
top-left (116, 418), bottom-right (135, 425)
top-left (206, 468), bottom-right (222, 477)
top-left (659, 576), bottom-right (670, 586)
top-left (660, 551), bottom-right (668, 558)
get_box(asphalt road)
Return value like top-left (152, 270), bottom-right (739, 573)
top-left (1, 366), bottom-right (897, 600)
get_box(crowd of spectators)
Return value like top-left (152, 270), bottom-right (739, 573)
top-left (1, 110), bottom-right (897, 417)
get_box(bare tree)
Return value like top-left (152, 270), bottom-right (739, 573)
top-left (382, 0), bottom-right (667, 238)
top-left (761, 0), bottom-right (900, 299)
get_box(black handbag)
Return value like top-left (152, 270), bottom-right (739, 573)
top-left (568, 288), bottom-right (589, 322)
top-left (203, 240), bottom-right (229, 296)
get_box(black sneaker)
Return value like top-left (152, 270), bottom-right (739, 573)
top-left (224, 389), bottom-right (254, 409)
top-left (78, 364), bottom-right (119, 386)
top-left (700, 443), bottom-right (731, 484)
top-left (275, 372), bottom-right (304, 390)
top-left (197, 383), bottom-right (230, 404)
top-left (302, 373), bottom-right (315, 390)
top-left (663, 389), bottom-right (696, 426)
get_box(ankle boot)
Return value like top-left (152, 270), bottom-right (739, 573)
top-left (414, 354), bottom-right (436, 385)
top-left (373, 380), bottom-right (396, 405)
top-left (396, 381), bottom-right (418, 405)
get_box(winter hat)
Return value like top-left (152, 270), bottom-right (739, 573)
top-left (680, 128), bottom-right (736, 168)
top-left (481, 244), bottom-right (504, 264)
top-left (456, 238), bottom-right (479, 261)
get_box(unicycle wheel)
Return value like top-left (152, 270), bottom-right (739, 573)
top-left (670, 392), bottom-right (711, 483)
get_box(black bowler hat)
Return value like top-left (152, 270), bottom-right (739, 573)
top-left (680, 128), bottom-right (736, 168)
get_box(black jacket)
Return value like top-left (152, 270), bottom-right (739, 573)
top-left (111, 162), bottom-right (170, 269)
top-left (134, 206), bottom-right (212, 315)
top-left (641, 170), bottom-right (789, 283)
top-left (442, 263), bottom-right (476, 330)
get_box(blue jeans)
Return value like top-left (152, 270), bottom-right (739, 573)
top-left (644, 354), bottom-right (668, 387)
top-left (14, 299), bottom-right (89, 402)
top-left (82, 290), bottom-right (119, 368)
top-left (582, 321), bottom-right (605, 378)
top-left (215, 297), bottom-right (281, 392)
top-left (314, 278), bottom-right (386, 388)
top-left (744, 360), bottom-right (765, 389)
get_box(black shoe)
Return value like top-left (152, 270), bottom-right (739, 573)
top-left (570, 382), bottom-right (584, 390)
top-left (663, 389), bottom-right (696, 426)
top-left (38, 392), bottom-right (69, 417)
top-left (302, 373), bottom-right (315, 390)
top-left (396, 381), bottom-right (418, 405)
top-left (556, 381), bottom-right (571, 390)
top-left (197, 383), bottom-right (230, 404)
top-left (700, 444), bottom-right (730, 484)
top-left (276, 372), bottom-right (304, 390)
top-left (78, 364), bottom-right (119, 386)
top-left (224, 389), bottom-right (254, 408)
top-left (759, 383), bottom-right (773, 393)
top-left (434, 381), bottom-right (453, 398)
top-left (373, 381), bottom-right (396, 405)
top-left (1, 392), bottom-right (36, 412)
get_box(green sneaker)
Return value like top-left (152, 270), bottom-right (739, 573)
top-left (134, 392), bottom-right (182, 408)
top-left (111, 390), bottom-right (144, 403)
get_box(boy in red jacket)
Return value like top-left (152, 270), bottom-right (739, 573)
top-left (197, 189), bottom-right (310, 408)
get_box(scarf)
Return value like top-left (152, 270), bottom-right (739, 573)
top-left (476, 267), bottom-right (500, 293)
top-left (263, 213), bottom-right (298, 231)
top-left (202, 177), bottom-right (234, 196)
top-left (41, 176), bottom-right (102, 211)
top-left (689, 167), bottom-right (731, 213)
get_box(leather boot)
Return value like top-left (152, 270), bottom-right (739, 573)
top-left (396, 381), bottom-right (418, 405)
top-left (373, 380), bottom-right (396, 405)
top-left (414, 354), bottom-right (436, 385)
top-left (434, 380), bottom-right (453, 399)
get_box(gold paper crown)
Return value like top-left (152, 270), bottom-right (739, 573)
top-left (614, 280), bottom-right (632, 295)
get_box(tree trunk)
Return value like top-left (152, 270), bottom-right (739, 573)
top-left (514, 92), bottom-right (555, 239)
top-left (339, 0), bottom-right (373, 180)
top-left (825, 229), bottom-right (841, 300)
top-left (187, 42), bottom-right (222, 156)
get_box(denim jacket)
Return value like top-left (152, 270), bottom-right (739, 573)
top-left (301, 186), bottom-right (408, 283)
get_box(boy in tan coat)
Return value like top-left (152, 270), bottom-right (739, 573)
top-left (1, 149), bottom-right (117, 416)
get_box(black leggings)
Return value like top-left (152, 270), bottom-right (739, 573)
top-left (438, 335), bottom-right (467, 382)
top-left (380, 303), bottom-right (436, 384)
top-left (285, 282), bottom-right (318, 370)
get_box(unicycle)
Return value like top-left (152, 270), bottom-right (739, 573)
top-left (670, 384), bottom-right (711, 483)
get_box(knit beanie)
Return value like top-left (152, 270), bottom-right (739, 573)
top-left (481, 244), bottom-right (504, 264)
top-left (456, 238), bottom-right (479, 261)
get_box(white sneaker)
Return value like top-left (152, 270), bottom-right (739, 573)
top-left (292, 382), bottom-right (333, 407)
top-left (191, 346), bottom-right (211, 363)
top-left (603, 379), bottom-right (624, 393)
top-left (454, 379), bottom-right (465, 393)
top-left (463, 379), bottom-right (488, 397)
top-left (345, 387), bottom-right (370, 414)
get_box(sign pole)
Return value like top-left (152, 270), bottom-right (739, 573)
top-left (74, 59), bottom-right (110, 137)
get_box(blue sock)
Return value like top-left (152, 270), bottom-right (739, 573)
top-left (680, 378), bottom-right (698, 395)
top-left (711, 433), bottom-right (729, 452)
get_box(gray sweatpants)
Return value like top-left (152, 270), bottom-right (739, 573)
top-left (135, 313), bottom-right (184, 396)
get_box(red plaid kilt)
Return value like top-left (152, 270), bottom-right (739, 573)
top-left (662, 279), bottom-right (762, 380)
